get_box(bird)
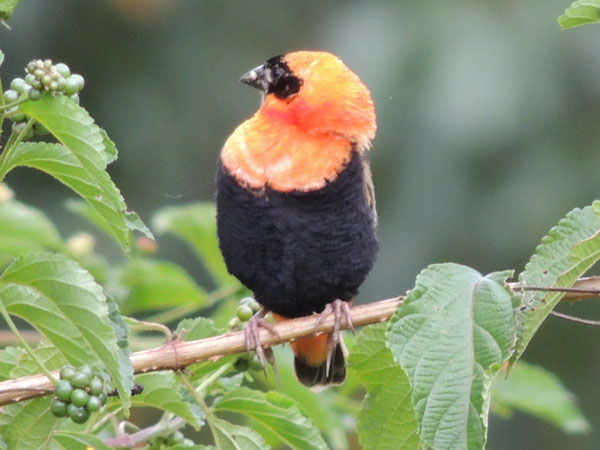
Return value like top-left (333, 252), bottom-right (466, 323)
top-left (216, 51), bottom-right (378, 388)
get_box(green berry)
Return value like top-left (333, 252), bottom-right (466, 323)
top-left (79, 365), bottom-right (93, 377)
top-left (86, 395), bottom-right (102, 412)
top-left (71, 388), bottom-right (89, 407)
top-left (28, 88), bottom-right (42, 100)
top-left (49, 81), bottom-right (58, 91)
top-left (71, 74), bottom-right (84, 90)
top-left (89, 376), bottom-right (103, 396)
top-left (64, 77), bottom-right (80, 96)
top-left (55, 63), bottom-right (70, 78)
top-left (41, 74), bottom-right (52, 87)
top-left (70, 371), bottom-right (91, 388)
top-left (51, 399), bottom-right (68, 417)
top-left (69, 93), bottom-right (80, 104)
top-left (10, 78), bottom-right (28, 94)
top-left (3, 89), bottom-right (19, 104)
top-left (32, 80), bottom-right (42, 90)
top-left (67, 403), bottom-right (90, 424)
top-left (44, 59), bottom-right (52, 68)
top-left (55, 380), bottom-right (73, 402)
top-left (60, 365), bottom-right (76, 380)
top-left (26, 62), bottom-right (35, 73)
top-left (98, 392), bottom-right (108, 405)
top-left (25, 74), bottom-right (36, 85)
top-left (33, 68), bottom-right (44, 79)
top-left (236, 304), bottom-right (254, 321)
top-left (12, 121), bottom-right (32, 140)
top-left (249, 299), bottom-right (260, 312)
top-left (57, 78), bottom-right (66, 91)
top-left (35, 60), bottom-right (44, 70)
top-left (6, 107), bottom-right (26, 123)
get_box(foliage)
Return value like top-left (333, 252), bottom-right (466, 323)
top-left (0, 4), bottom-right (598, 449)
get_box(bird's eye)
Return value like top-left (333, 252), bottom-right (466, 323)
top-left (265, 56), bottom-right (302, 100)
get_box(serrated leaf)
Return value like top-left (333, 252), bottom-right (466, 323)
top-left (210, 416), bottom-right (268, 450)
top-left (348, 323), bottom-right (419, 450)
top-left (100, 128), bottom-right (118, 164)
top-left (133, 372), bottom-right (204, 428)
top-left (513, 206), bottom-right (600, 364)
top-left (8, 96), bottom-right (150, 250)
top-left (106, 295), bottom-right (134, 406)
top-left (0, 0), bottom-right (22, 20)
top-left (0, 346), bottom-right (23, 381)
top-left (153, 203), bottom-right (236, 287)
top-left (50, 432), bottom-right (113, 450)
top-left (0, 199), bottom-right (62, 266)
top-left (118, 258), bottom-right (207, 314)
top-left (0, 397), bottom-right (58, 450)
top-left (558, 0), bottom-right (600, 29)
top-left (387, 264), bottom-right (516, 450)
top-left (216, 387), bottom-right (328, 450)
top-left (0, 252), bottom-right (131, 412)
top-left (491, 361), bottom-right (590, 434)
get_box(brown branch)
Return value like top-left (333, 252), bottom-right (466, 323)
top-left (0, 297), bottom-right (401, 406)
top-left (1, 275), bottom-right (599, 408)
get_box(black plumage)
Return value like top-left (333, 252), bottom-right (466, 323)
top-left (216, 149), bottom-right (378, 319)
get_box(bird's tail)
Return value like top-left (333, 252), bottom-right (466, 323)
top-left (291, 334), bottom-right (347, 391)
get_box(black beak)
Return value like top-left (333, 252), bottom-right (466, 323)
top-left (240, 64), bottom-right (270, 92)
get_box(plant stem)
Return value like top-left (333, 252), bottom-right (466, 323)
top-left (0, 117), bottom-right (34, 182)
top-left (0, 301), bottom-right (57, 386)
top-left (196, 358), bottom-right (236, 396)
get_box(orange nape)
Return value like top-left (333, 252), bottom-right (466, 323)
top-left (272, 313), bottom-right (329, 367)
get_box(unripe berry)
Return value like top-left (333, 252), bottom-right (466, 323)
top-left (71, 388), bottom-right (89, 407)
top-left (51, 399), bottom-right (68, 418)
top-left (86, 395), bottom-right (102, 412)
top-left (3, 89), bottom-right (18, 104)
top-left (55, 380), bottom-right (73, 402)
top-left (10, 78), bottom-right (28, 94)
top-left (55, 63), bottom-right (70, 78)
top-left (236, 304), bottom-right (254, 322)
top-left (28, 88), bottom-right (42, 101)
top-left (67, 404), bottom-right (90, 424)
top-left (69, 93), bottom-right (80, 104)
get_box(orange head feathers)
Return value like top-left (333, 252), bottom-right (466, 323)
top-left (221, 51), bottom-right (376, 192)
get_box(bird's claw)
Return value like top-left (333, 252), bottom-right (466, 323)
top-left (244, 309), bottom-right (282, 385)
top-left (313, 299), bottom-right (354, 376)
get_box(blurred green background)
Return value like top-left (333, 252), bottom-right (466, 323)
top-left (2, 1), bottom-right (600, 448)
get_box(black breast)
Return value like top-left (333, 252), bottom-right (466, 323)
top-left (216, 151), bottom-right (378, 318)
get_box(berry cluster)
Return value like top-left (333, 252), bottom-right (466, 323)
top-left (235, 297), bottom-right (260, 322)
top-left (2, 59), bottom-right (84, 139)
top-left (50, 365), bottom-right (108, 424)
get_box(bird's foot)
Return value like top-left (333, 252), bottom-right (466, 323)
top-left (313, 299), bottom-right (354, 376)
top-left (244, 308), bottom-right (282, 384)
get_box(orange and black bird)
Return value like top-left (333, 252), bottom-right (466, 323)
top-left (216, 51), bottom-right (377, 388)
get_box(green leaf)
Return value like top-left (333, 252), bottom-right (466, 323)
top-left (513, 206), bottom-right (600, 364)
top-left (0, 397), bottom-right (58, 450)
top-left (118, 258), bottom-right (207, 315)
top-left (9, 95), bottom-right (151, 250)
top-left (0, 198), bottom-right (62, 266)
top-left (558, 0), bottom-right (600, 29)
top-left (0, 252), bottom-right (131, 412)
top-left (348, 323), bottom-right (420, 450)
top-left (209, 416), bottom-right (268, 450)
top-left (0, 346), bottom-right (24, 381)
top-left (153, 203), bottom-right (236, 287)
top-left (176, 317), bottom-right (219, 341)
top-left (0, 0), bottom-right (22, 20)
top-left (216, 387), bottom-right (328, 450)
top-left (491, 361), bottom-right (590, 434)
top-left (133, 372), bottom-right (204, 428)
top-left (51, 432), bottom-right (113, 450)
top-left (100, 128), bottom-right (118, 164)
top-left (10, 338), bottom-right (67, 378)
top-left (387, 264), bottom-right (516, 450)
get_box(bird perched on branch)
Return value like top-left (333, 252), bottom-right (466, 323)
top-left (216, 51), bottom-right (378, 388)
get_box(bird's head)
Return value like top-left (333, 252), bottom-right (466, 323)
top-left (240, 51), bottom-right (376, 151)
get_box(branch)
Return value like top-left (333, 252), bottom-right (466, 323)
top-left (1, 275), bottom-right (599, 407)
top-left (0, 297), bottom-right (401, 406)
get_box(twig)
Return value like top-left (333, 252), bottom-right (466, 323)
top-left (0, 297), bottom-right (401, 406)
top-left (1, 276), bottom-right (600, 407)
